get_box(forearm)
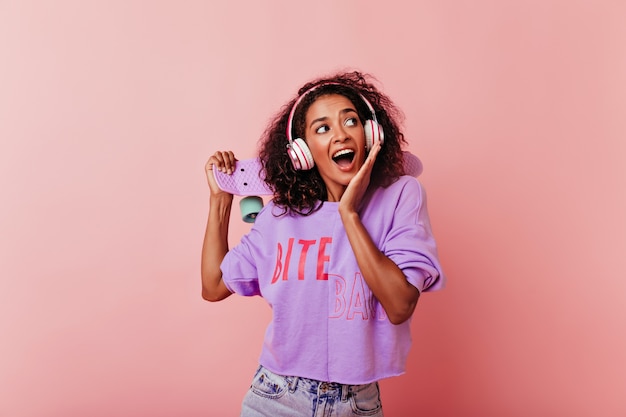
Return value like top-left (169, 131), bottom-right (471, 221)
top-left (201, 193), bottom-right (234, 301)
top-left (340, 210), bottom-right (419, 324)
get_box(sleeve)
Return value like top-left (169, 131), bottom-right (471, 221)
top-left (220, 219), bottom-right (265, 297)
top-left (381, 178), bottom-right (446, 293)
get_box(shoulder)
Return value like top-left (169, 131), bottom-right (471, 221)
top-left (376, 175), bottom-right (424, 199)
top-left (252, 200), bottom-right (279, 226)
top-left (394, 175), bottom-right (422, 190)
top-left (365, 176), bottom-right (428, 219)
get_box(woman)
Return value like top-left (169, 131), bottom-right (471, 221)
top-left (202, 71), bottom-right (445, 416)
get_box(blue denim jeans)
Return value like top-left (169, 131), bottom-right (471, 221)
top-left (240, 365), bottom-right (384, 417)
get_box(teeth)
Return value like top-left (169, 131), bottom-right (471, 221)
top-left (333, 149), bottom-right (354, 158)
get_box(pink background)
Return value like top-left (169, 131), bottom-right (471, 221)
top-left (1, 1), bottom-right (625, 416)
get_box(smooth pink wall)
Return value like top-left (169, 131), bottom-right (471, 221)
top-left (1, 1), bottom-right (625, 416)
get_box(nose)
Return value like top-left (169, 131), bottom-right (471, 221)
top-left (333, 124), bottom-right (350, 143)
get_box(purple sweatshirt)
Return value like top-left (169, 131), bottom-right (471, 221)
top-left (221, 176), bottom-right (445, 384)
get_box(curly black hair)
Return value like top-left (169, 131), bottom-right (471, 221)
top-left (258, 71), bottom-right (407, 216)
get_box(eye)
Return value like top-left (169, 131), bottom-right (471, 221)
top-left (315, 124), bottom-right (330, 134)
top-left (345, 117), bottom-right (358, 127)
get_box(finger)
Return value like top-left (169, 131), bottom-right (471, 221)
top-left (205, 160), bottom-right (220, 191)
top-left (205, 153), bottom-right (235, 195)
top-left (206, 151), bottom-right (236, 174)
top-left (359, 143), bottom-right (380, 175)
top-left (223, 151), bottom-right (236, 174)
top-left (212, 151), bottom-right (235, 174)
top-left (205, 154), bottom-right (221, 171)
top-left (367, 141), bottom-right (382, 163)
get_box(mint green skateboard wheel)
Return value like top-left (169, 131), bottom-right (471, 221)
top-left (240, 196), bottom-right (264, 223)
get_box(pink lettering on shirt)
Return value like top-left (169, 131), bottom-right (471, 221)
top-left (317, 237), bottom-right (332, 280)
top-left (297, 239), bottom-right (316, 280)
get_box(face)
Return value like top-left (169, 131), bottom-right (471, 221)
top-left (304, 94), bottom-right (367, 201)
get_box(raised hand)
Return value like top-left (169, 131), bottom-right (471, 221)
top-left (339, 141), bottom-right (382, 215)
top-left (205, 150), bottom-right (237, 196)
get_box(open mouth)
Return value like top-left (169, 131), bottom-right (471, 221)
top-left (332, 149), bottom-right (355, 168)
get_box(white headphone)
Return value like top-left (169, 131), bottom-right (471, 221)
top-left (285, 83), bottom-right (385, 171)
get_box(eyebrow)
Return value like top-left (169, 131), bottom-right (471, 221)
top-left (308, 108), bottom-right (358, 129)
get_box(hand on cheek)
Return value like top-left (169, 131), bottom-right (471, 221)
top-left (339, 141), bottom-right (382, 214)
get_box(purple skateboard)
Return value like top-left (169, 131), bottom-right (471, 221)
top-left (213, 151), bottom-right (423, 222)
top-left (213, 158), bottom-right (270, 197)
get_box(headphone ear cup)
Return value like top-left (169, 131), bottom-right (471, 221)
top-left (288, 138), bottom-right (315, 171)
top-left (363, 119), bottom-right (385, 150)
